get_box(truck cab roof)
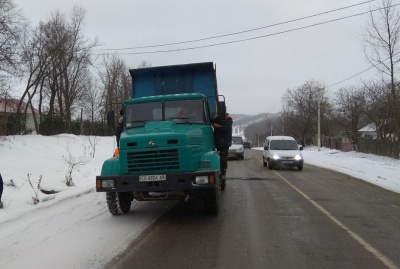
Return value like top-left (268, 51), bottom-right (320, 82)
top-left (124, 93), bottom-right (207, 104)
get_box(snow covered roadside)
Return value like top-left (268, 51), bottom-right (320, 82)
top-left (0, 191), bottom-right (175, 269)
top-left (0, 134), bottom-right (175, 269)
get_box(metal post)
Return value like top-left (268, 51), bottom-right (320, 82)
top-left (318, 102), bottom-right (321, 151)
top-left (317, 88), bottom-right (323, 151)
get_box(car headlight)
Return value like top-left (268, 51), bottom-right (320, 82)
top-left (294, 155), bottom-right (303, 161)
top-left (238, 147), bottom-right (244, 152)
top-left (272, 155), bottom-right (280, 160)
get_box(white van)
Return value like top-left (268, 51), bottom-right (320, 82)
top-left (262, 136), bottom-right (304, 171)
top-left (228, 136), bottom-right (244, 160)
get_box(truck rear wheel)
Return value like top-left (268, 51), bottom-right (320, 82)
top-left (106, 192), bottom-right (132, 215)
top-left (204, 188), bottom-right (219, 215)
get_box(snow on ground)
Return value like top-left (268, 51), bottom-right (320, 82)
top-left (0, 135), bottom-right (399, 269)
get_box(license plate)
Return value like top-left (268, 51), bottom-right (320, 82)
top-left (282, 161), bottom-right (293, 164)
top-left (139, 174), bottom-right (166, 182)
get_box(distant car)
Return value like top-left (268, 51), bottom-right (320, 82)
top-left (243, 142), bottom-right (251, 149)
top-left (228, 136), bottom-right (244, 160)
top-left (262, 135), bottom-right (303, 171)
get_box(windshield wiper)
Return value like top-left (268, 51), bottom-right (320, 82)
top-left (167, 117), bottom-right (188, 120)
top-left (166, 117), bottom-right (193, 124)
top-left (126, 120), bottom-right (148, 128)
top-left (131, 120), bottom-right (148, 124)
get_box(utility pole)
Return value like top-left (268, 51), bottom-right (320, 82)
top-left (318, 101), bottom-right (321, 151)
top-left (317, 88), bottom-right (323, 151)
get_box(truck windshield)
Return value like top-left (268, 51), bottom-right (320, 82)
top-left (125, 102), bottom-right (163, 128)
top-left (165, 99), bottom-right (206, 124)
top-left (124, 99), bottom-right (206, 128)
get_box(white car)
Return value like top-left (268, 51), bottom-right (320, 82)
top-left (262, 135), bottom-right (304, 171)
top-left (228, 136), bottom-right (244, 160)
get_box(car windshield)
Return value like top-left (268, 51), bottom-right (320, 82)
top-left (232, 137), bottom-right (243, 144)
top-left (124, 99), bottom-right (206, 128)
top-left (270, 140), bottom-right (298, 150)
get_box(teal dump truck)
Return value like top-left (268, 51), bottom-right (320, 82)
top-left (96, 62), bottom-right (226, 215)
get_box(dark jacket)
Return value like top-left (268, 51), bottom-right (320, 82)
top-left (116, 116), bottom-right (123, 148)
top-left (0, 173), bottom-right (3, 201)
top-left (212, 115), bottom-right (233, 148)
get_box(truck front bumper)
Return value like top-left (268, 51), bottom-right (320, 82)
top-left (96, 170), bottom-right (219, 193)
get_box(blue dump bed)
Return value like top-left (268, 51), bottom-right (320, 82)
top-left (129, 62), bottom-right (218, 116)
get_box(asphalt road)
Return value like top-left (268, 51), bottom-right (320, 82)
top-left (107, 149), bottom-right (400, 269)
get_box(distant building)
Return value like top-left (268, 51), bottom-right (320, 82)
top-left (358, 123), bottom-right (377, 139)
top-left (0, 97), bottom-right (39, 133)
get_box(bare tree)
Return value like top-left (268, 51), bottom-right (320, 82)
top-left (99, 54), bottom-right (132, 134)
top-left (18, 24), bottom-right (53, 134)
top-left (137, 60), bottom-right (152, 69)
top-left (80, 75), bottom-right (103, 135)
top-left (362, 80), bottom-right (398, 139)
top-left (332, 86), bottom-right (366, 149)
top-left (364, 0), bottom-right (400, 138)
top-left (0, 0), bottom-right (24, 74)
top-left (281, 80), bottom-right (329, 146)
top-left (0, 77), bottom-right (12, 134)
top-left (21, 6), bottom-right (100, 134)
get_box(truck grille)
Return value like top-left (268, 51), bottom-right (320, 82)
top-left (127, 149), bottom-right (180, 173)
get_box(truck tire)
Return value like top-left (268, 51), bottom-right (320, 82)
top-left (204, 188), bottom-right (219, 215)
top-left (106, 192), bottom-right (132, 215)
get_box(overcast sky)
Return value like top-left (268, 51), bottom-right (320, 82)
top-left (14, 0), bottom-right (382, 115)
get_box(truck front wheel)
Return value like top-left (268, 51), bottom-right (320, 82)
top-left (204, 188), bottom-right (219, 215)
top-left (106, 192), bottom-right (132, 215)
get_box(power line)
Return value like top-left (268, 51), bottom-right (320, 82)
top-left (326, 66), bottom-right (375, 89)
top-left (96, 5), bottom-right (398, 56)
top-left (326, 50), bottom-right (400, 89)
top-left (94, 0), bottom-right (376, 52)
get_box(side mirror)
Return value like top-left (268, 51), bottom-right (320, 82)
top-left (264, 146), bottom-right (268, 150)
top-left (299, 146), bottom-right (303, 150)
top-left (217, 101), bottom-right (226, 119)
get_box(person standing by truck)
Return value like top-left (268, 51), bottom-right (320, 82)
top-left (116, 108), bottom-right (123, 148)
top-left (212, 113), bottom-right (233, 190)
top-left (0, 173), bottom-right (4, 209)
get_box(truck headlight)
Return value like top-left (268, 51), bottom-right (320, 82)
top-left (195, 176), bottom-right (209, 184)
top-left (272, 155), bottom-right (281, 160)
top-left (102, 180), bottom-right (114, 188)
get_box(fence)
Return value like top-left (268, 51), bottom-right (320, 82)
top-left (321, 136), bottom-right (399, 159)
top-left (357, 138), bottom-right (400, 159)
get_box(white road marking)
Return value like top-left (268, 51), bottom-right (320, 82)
top-left (274, 170), bottom-right (399, 269)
